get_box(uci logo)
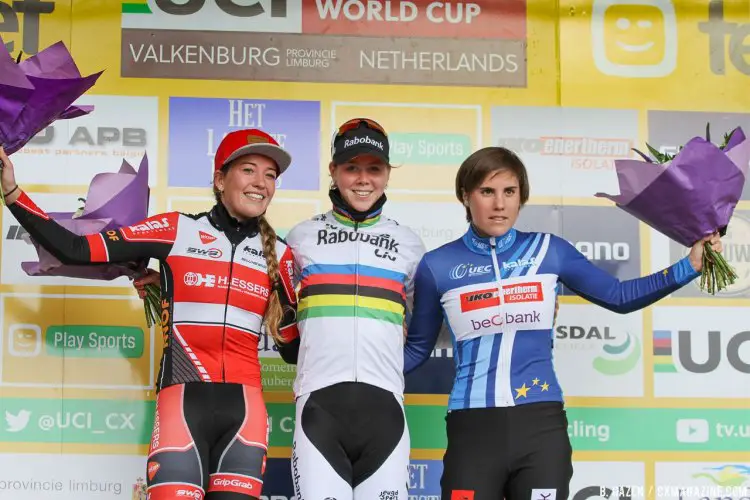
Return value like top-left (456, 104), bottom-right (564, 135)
top-left (150, 0), bottom-right (288, 17)
top-left (123, 0), bottom-right (299, 32)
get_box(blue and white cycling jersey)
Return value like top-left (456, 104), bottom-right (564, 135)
top-left (404, 225), bottom-right (700, 411)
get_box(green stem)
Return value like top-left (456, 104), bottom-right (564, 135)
top-left (716, 267), bottom-right (725, 291)
top-left (148, 301), bottom-right (158, 328)
top-left (706, 244), bottom-right (730, 273)
top-left (699, 242), bottom-right (739, 294)
top-left (146, 285), bottom-right (160, 302)
top-left (144, 300), bottom-right (153, 328)
top-left (143, 284), bottom-right (162, 328)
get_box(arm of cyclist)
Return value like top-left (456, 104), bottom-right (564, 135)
top-left (555, 234), bottom-right (717, 314)
top-left (403, 255), bottom-right (444, 374)
top-left (402, 237), bottom-right (427, 339)
top-left (271, 245), bottom-right (300, 364)
top-left (2, 148), bottom-right (173, 264)
top-left (9, 192), bottom-right (175, 264)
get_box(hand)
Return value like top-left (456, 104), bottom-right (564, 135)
top-left (133, 268), bottom-right (160, 299)
top-left (688, 231), bottom-right (723, 272)
top-left (0, 147), bottom-right (20, 205)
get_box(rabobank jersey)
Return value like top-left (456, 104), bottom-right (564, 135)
top-left (286, 207), bottom-right (426, 399)
top-left (404, 226), bottom-right (699, 411)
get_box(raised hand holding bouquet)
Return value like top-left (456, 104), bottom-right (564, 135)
top-left (596, 125), bottom-right (749, 295)
top-left (1, 148), bottom-right (161, 327)
top-left (0, 35), bottom-right (102, 203)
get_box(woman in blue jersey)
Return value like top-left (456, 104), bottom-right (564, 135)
top-left (403, 146), bottom-right (722, 500)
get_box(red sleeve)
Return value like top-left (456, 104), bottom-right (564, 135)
top-left (89, 212), bottom-right (180, 262)
top-left (277, 245), bottom-right (299, 343)
top-left (9, 191), bottom-right (176, 264)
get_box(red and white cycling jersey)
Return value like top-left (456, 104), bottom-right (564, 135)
top-left (10, 192), bottom-right (299, 391)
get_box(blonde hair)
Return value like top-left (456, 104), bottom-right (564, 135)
top-left (257, 215), bottom-right (285, 345)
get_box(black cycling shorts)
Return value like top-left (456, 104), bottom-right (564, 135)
top-left (146, 382), bottom-right (269, 500)
top-left (441, 401), bottom-right (574, 500)
top-left (291, 381), bottom-right (411, 500)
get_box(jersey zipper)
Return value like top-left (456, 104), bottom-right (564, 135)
top-left (353, 220), bottom-right (360, 382)
top-left (220, 229), bottom-right (239, 382)
top-left (488, 237), bottom-right (511, 405)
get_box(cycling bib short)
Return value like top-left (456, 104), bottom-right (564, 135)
top-left (147, 382), bottom-right (269, 499)
top-left (291, 382), bottom-right (410, 500)
top-left (441, 403), bottom-right (573, 500)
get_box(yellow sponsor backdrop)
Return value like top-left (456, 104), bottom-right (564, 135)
top-left (0, 0), bottom-right (749, 496)
top-left (1, 294), bottom-right (154, 389)
top-left (559, 0), bottom-right (750, 110)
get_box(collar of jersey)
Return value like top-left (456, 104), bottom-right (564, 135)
top-left (462, 224), bottom-right (517, 255)
top-left (329, 188), bottom-right (384, 228)
top-left (208, 202), bottom-right (260, 237)
top-left (332, 209), bottom-right (381, 228)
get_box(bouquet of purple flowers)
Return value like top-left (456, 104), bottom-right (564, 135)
top-left (20, 155), bottom-right (162, 327)
top-left (0, 38), bottom-right (160, 325)
top-left (0, 36), bottom-right (102, 203)
top-left (596, 124), bottom-right (750, 295)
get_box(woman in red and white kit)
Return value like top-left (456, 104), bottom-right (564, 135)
top-left (0, 129), bottom-right (300, 500)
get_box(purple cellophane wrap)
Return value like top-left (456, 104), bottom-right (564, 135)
top-left (595, 128), bottom-right (750, 247)
top-left (0, 35), bottom-right (102, 154)
top-left (21, 154), bottom-right (151, 279)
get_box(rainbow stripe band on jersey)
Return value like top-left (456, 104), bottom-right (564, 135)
top-left (331, 207), bottom-right (382, 228)
top-left (297, 263), bottom-right (407, 325)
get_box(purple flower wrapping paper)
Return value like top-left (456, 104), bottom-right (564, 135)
top-left (0, 35), bottom-right (102, 154)
top-left (21, 154), bottom-right (151, 280)
top-left (596, 128), bottom-right (750, 247)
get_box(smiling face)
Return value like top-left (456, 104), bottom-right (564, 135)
top-left (14, 331), bottom-right (36, 350)
top-left (604, 4), bottom-right (665, 66)
top-left (214, 154), bottom-right (278, 220)
top-left (9, 326), bottom-right (40, 356)
top-left (330, 154), bottom-right (391, 213)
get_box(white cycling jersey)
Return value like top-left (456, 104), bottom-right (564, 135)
top-left (285, 206), bottom-right (426, 399)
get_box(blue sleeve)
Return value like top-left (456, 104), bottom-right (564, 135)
top-left (403, 255), bottom-right (444, 374)
top-left (554, 236), bottom-right (700, 314)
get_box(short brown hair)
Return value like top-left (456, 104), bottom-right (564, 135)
top-left (455, 147), bottom-right (530, 222)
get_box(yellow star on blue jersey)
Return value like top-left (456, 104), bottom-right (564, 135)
top-left (515, 383), bottom-right (530, 399)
